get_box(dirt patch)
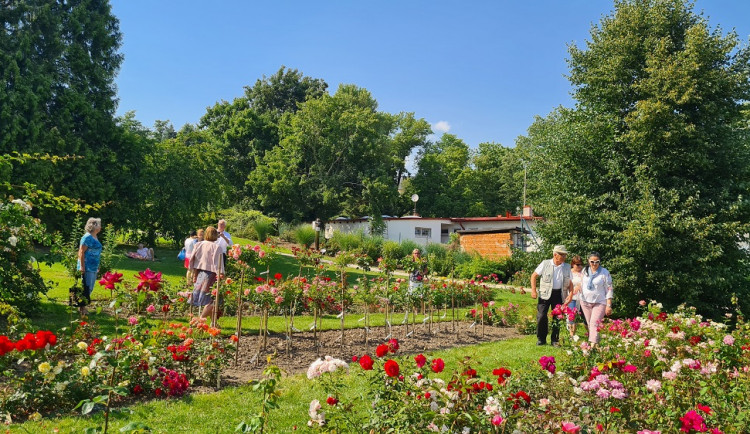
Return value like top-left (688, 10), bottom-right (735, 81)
top-left (221, 322), bottom-right (521, 385)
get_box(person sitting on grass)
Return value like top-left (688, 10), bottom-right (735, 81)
top-left (126, 243), bottom-right (155, 261)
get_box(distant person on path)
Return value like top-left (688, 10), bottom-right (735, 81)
top-left (563, 255), bottom-right (585, 337)
top-left (530, 245), bottom-right (573, 346)
top-left (77, 217), bottom-right (103, 314)
top-left (189, 226), bottom-right (225, 326)
top-left (215, 219), bottom-right (233, 266)
top-left (579, 251), bottom-right (613, 345)
top-left (408, 248), bottom-right (427, 294)
top-left (184, 230), bottom-right (198, 281)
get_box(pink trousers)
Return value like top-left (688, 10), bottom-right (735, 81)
top-left (580, 301), bottom-right (607, 343)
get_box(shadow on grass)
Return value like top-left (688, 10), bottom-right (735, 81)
top-left (28, 300), bottom-right (121, 336)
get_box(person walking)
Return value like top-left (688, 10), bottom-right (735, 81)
top-left (579, 251), bottom-right (613, 345)
top-left (77, 217), bottom-right (103, 315)
top-left (530, 245), bottom-right (573, 346)
top-left (189, 226), bottom-right (225, 326)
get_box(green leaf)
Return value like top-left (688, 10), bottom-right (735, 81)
top-left (119, 421), bottom-right (151, 432)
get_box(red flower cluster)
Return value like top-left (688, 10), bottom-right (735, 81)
top-left (492, 367), bottom-right (512, 385)
top-left (87, 338), bottom-right (103, 356)
top-left (689, 335), bottom-right (702, 346)
top-left (414, 354), bottom-right (427, 368)
top-left (98, 271), bottom-right (123, 289)
top-left (359, 354), bottom-right (374, 370)
top-left (158, 367), bottom-right (190, 397)
top-left (0, 330), bottom-right (57, 355)
top-left (431, 358), bottom-right (445, 373)
top-left (384, 359), bottom-right (400, 377)
top-left (134, 268), bottom-right (163, 292)
top-left (507, 390), bottom-right (531, 410)
top-left (375, 339), bottom-right (399, 358)
top-left (167, 344), bottom-right (190, 361)
top-left (326, 396), bottom-right (339, 406)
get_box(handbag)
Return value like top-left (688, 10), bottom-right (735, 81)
top-left (177, 248), bottom-right (186, 261)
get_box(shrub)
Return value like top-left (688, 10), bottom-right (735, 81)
top-left (381, 241), bottom-right (402, 263)
top-left (327, 230), bottom-right (364, 254)
top-left (360, 235), bottom-right (383, 262)
top-left (220, 206), bottom-right (277, 240)
top-left (293, 224), bottom-right (317, 249)
top-left (0, 199), bottom-right (49, 314)
top-left (454, 254), bottom-right (506, 281)
top-left (398, 239), bottom-right (420, 258)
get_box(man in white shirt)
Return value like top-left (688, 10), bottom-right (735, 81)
top-left (530, 245), bottom-right (573, 346)
top-left (215, 219), bottom-right (233, 265)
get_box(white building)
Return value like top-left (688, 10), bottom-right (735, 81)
top-left (324, 206), bottom-right (541, 253)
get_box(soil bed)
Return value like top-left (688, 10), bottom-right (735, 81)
top-left (221, 322), bottom-right (522, 385)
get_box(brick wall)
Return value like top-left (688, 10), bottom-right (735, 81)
top-left (459, 232), bottom-right (513, 259)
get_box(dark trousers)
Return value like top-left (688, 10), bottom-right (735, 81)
top-left (537, 289), bottom-right (563, 344)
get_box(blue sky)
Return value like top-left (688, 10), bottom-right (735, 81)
top-left (111, 1), bottom-right (750, 149)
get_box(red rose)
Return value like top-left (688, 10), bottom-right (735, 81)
top-left (326, 396), bottom-right (339, 406)
top-left (274, 273), bottom-right (283, 280)
top-left (375, 344), bottom-right (389, 358)
top-left (351, 355), bottom-right (358, 362)
top-left (431, 358), bottom-right (445, 373)
top-left (414, 354), bottom-right (427, 368)
top-left (384, 359), bottom-right (400, 377)
top-left (388, 338), bottom-right (399, 353)
top-left (359, 354), bottom-right (374, 370)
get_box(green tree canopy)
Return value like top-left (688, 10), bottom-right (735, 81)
top-left (249, 85), bottom-right (428, 222)
top-left (521, 0), bottom-right (750, 316)
top-left (200, 66), bottom-right (328, 196)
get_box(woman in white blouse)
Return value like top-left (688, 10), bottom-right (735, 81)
top-left (579, 252), bottom-right (613, 344)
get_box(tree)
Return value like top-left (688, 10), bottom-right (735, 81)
top-left (250, 85), bottom-right (421, 222)
top-left (521, 0), bottom-right (750, 316)
top-left (0, 0), bottom-right (124, 230)
top-left (462, 142), bottom-right (525, 217)
top-left (411, 134), bottom-right (470, 217)
top-left (131, 129), bottom-right (228, 245)
top-left (200, 66), bottom-right (328, 197)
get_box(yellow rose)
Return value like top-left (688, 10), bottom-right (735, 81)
top-left (38, 362), bottom-right (51, 374)
top-left (81, 366), bottom-right (90, 376)
top-left (77, 341), bottom-right (88, 350)
top-left (29, 412), bottom-right (42, 421)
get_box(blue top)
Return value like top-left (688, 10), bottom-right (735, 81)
top-left (77, 233), bottom-right (103, 272)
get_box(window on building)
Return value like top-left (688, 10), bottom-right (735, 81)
top-left (415, 227), bottom-right (431, 238)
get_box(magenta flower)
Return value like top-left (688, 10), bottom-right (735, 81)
top-left (98, 271), bottom-right (123, 289)
top-left (134, 268), bottom-right (162, 292)
top-left (561, 422), bottom-right (581, 433)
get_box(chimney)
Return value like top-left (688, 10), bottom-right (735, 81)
top-left (523, 205), bottom-right (533, 218)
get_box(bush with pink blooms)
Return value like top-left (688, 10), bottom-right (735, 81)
top-left (304, 300), bottom-right (750, 432)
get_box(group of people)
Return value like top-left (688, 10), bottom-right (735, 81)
top-left (75, 217), bottom-right (233, 325)
top-left (530, 245), bottom-right (613, 346)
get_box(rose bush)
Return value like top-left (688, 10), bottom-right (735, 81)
top-left (305, 301), bottom-right (750, 432)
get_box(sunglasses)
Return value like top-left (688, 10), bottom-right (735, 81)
top-left (589, 260), bottom-right (600, 264)
top-left (572, 263), bottom-right (582, 267)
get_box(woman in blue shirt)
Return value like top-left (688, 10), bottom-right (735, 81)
top-left (77, 217), bottom-right (103, 311)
